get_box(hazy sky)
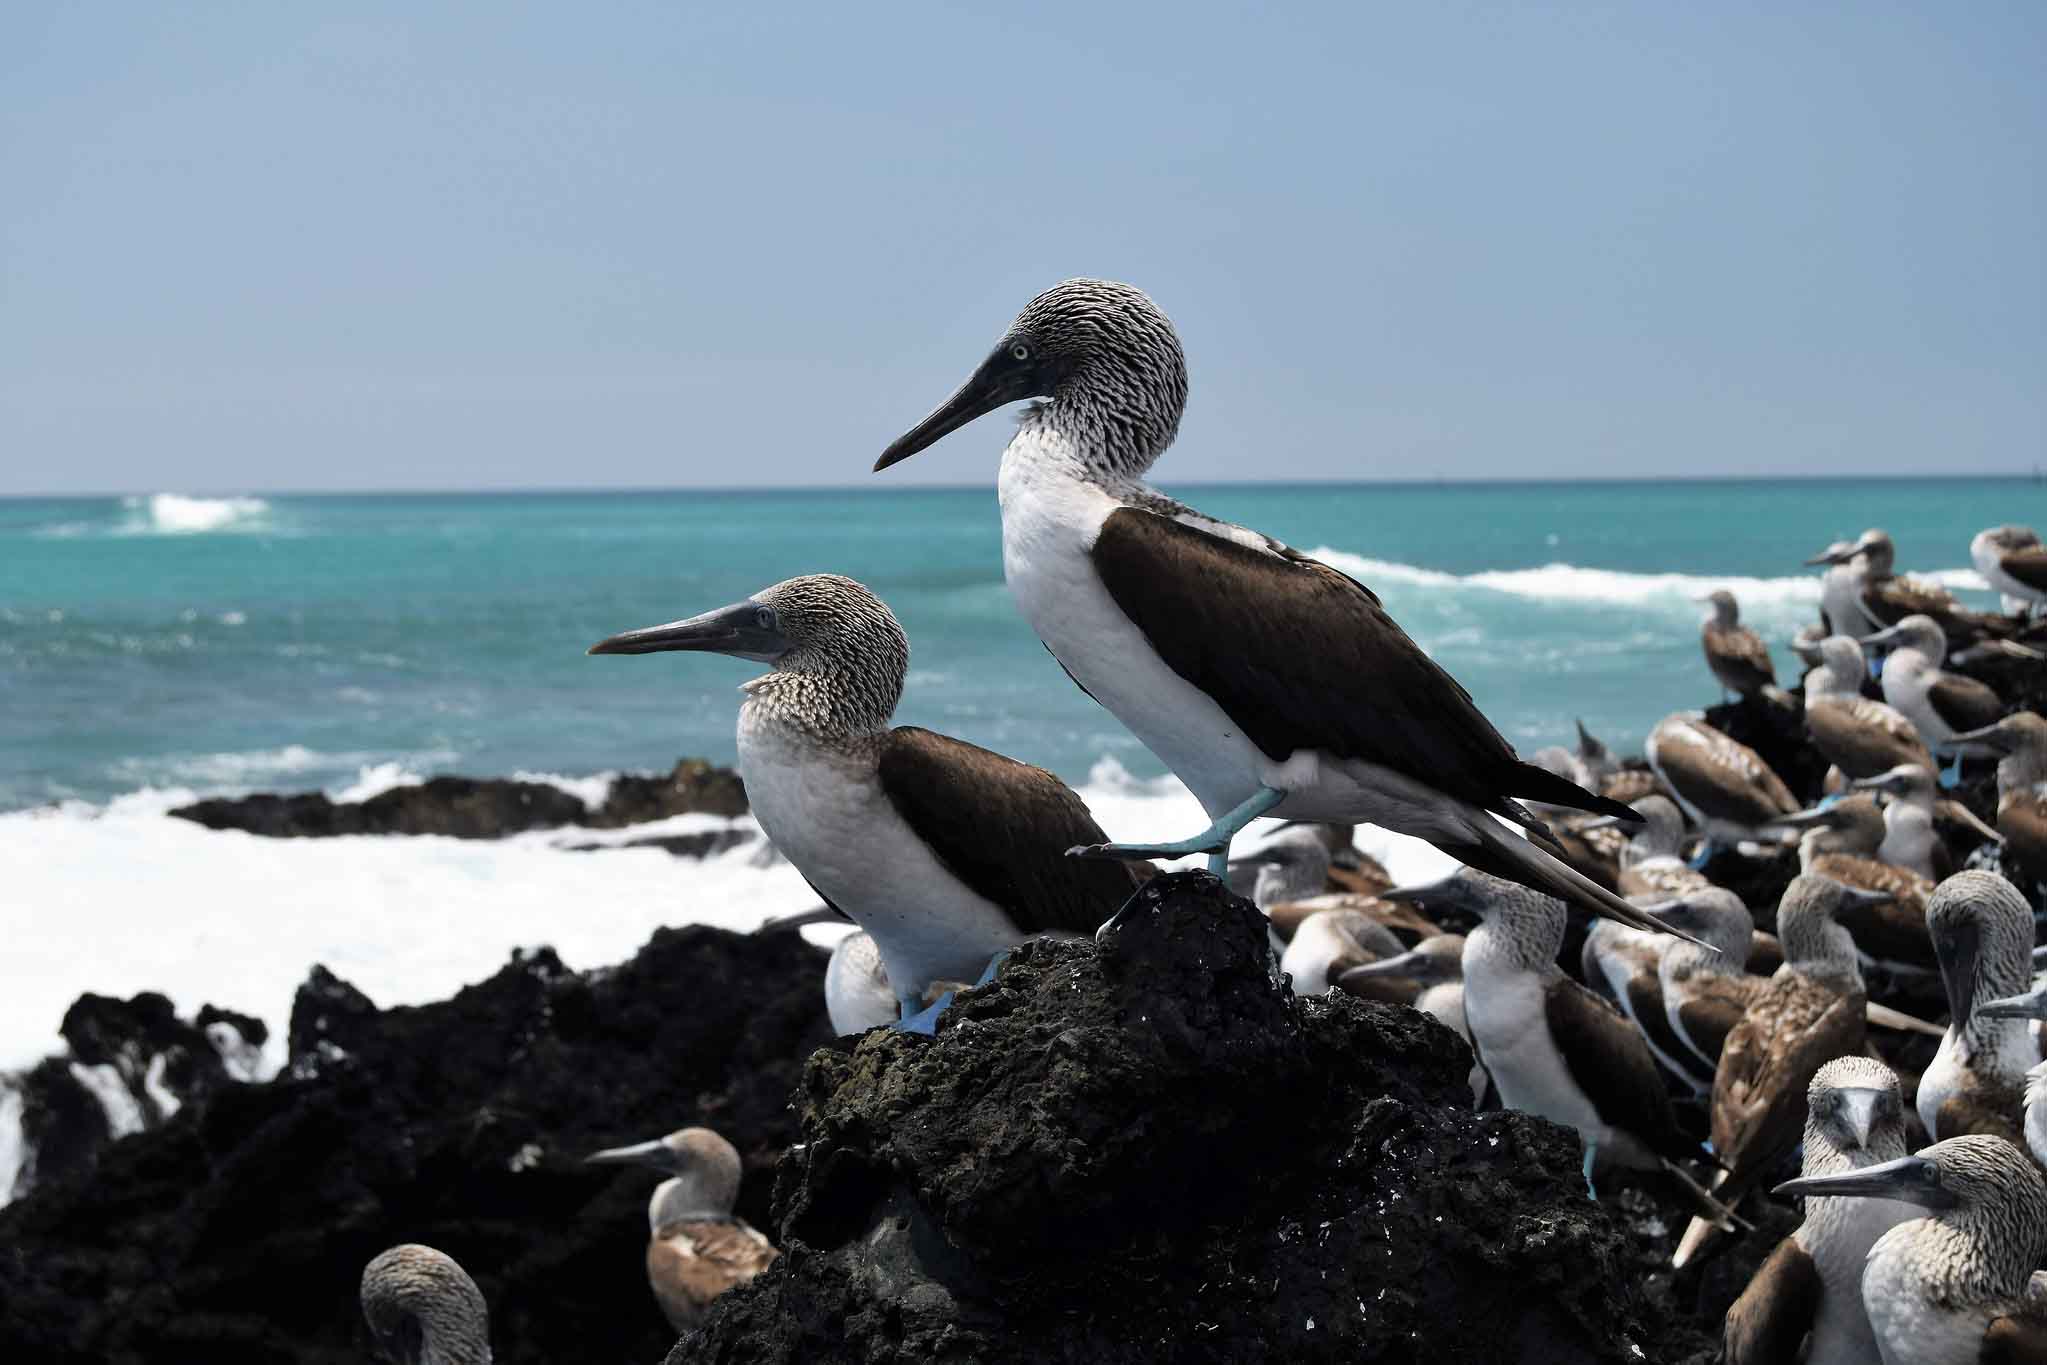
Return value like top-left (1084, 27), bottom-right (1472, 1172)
top-left (3, 3), bottom-right (2042, 495)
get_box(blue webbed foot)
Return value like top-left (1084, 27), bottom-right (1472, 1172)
top-left (1939, 754), bottom-right (1964, 789)
top-left (1582, 1144), bottom-right (1600, 1202)
top-left (972, 948), bottom-right (1010, 989)
top-left (1686, 841), bottom-right (1717, 871)
top-left (893, 992), bottom-right (956, 1035)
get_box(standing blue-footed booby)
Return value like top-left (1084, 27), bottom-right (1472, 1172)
top-left (360, 1244), bottom-right (492, 1365)
top-left (1972, 525), bottom-right (2047, 616)
top-left (1863, 615), bottom-right (2012, 784)
top-left (1919, 871), bottom-right (2037, 1146)
top-left (1699, 590), bottom-right (1781, 703)
top-left (589, 575), bottom-right (1141, 1029)
top-left (1645, 712), bottom-right (1798, 863)
top-left (1775, 796), bottom-right (1939, 973)
top-left (1773, 1134), bottom-right (2047, 1365)
top-left (1724, 1057), bottom-right (1916, 1365)
top-left (873, 279), bottom-right (1684, 942)
top-left (1804, 635), bottom-right (1936, 785)
top-left (586, 1126), bottom-right (778, 1332)
top-left (1952, 712), bottom-right (2047, 890)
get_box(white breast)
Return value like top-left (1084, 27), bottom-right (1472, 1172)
top-left (1460, 929), bottom-right (1609, 1145)
top-left (1861, 1226), bottom-right (1986, 1365)
top-left (737, 711), bottom-right (1021, 1006)
top-left (1877, 653), bottom-right (1948, 747)
top-left (1795, 1192), bottom-right (1918, 1365)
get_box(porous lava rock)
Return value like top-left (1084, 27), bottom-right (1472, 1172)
top-left (672, 872), bottom-right (1686, 1364)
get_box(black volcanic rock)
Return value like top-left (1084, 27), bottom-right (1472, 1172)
top-left (673, 872), bottom-right (1692, 1364)
top-left (168, 758), bottom-right (750, 841)
top-left (0, 925), bottom-right (832, 1365)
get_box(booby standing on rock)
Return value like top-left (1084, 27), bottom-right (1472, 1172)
top-left (1817, 529), bottom-right (1985, 644)
top-left (360, 1243), bottom-right (492, 1365)
top-left (1803, 635), bottom-right (1936, 783)
top-left (1582, 794), bottom-right (1709, 899)
top-left (1807, 537), bottom-right (1879, 642)
top-left (590, 574), bottom-right (1141, 1030)
top-left (1852, 762), bottom-right (2003, 881)
top-left (1724, 1057), bottom-right (1916, 1365)
top-left (1919, 871), bottom-right (2038, 1145)
top-left (874, 279), bottom-right (1689, 944)
top-left (1773, 1134), bottom-right (2047, 1365)
top-left (1862, 615), bottom-right (2012, 785)
top-left (1674, 874), bottom-right (1879, 1267)
top-left (586, 1126), bottom-right (779, 1332)
top-left (1775, 796), bottom-right (1937, 973)
top-left (1699, 590), bottom-right (1781, 703)
top-left (1338, 933), bottom-right (1488, 1106)
top-left (1952, 712), bottom-right (2047, 890)
top-left (1972, 525), bottom-right (2047, 617)
top-left (1644, 712), bottom-right (1798, 864)
top-left (1652, 888), bottom-right (1763, 1077)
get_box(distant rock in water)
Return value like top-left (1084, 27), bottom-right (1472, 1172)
top-left (675, 872), bottom-right (1693, 1364)
top-left (0, 926), bottom-right (831, 1364)
top-left (169, 757), bottom-right (749, 840)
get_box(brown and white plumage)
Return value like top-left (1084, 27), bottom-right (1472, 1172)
top-left (1919, 872), bottom-right (2039, 1146)
top-left (1279, 908), bottom-right (1403, 995)
top-left (1645, 711), bottom-right (1799, 850)
top-left (1973, 525), bottom-right (2047, 614)
top-left (1953, 711), bottom-right (2047, 890)
top-left (1865, 615), bottom-right (2010, 759)
top-left (1700, 589), bottom-right (1780, 701)
top-left (1777, 796), bottom-right (1937, 972)
top-left (1653, 889), bottom-right (1763, 1076)
top-left (360, 1244), bottom-right (493, 1365)
top-left (1804, 635), bottom-right (1937, 781)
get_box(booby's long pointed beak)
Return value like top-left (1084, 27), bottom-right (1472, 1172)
top-left (875, 349), bottom-right (1042, 471)
top-left (1770, 806), bottom-right (1839, 831)
top-left (1976, 985), bottom-right (2047, 1022)
top-left (1804, 546), bottom-right (1852, 567)
top-left (1947, 721), bottom-right (2020, 758)
top-left (1837, 1087), bottom-right (1887, 1151)
top-left (585, 1138), bottom-right (672, 1170)
top-left (1859, 623), bottom-right (1906, 648)
top-left (588, 600), bottom-right (789, 662)
top-left (1838, 885), bottom-right (1896, 911)
top-left (1774, 1154), bottom-right (1955, 1210)
top-left (1336, 947), bottom-right (1438, 986)
top-left (1933, 917), bottom-right (1982, 1028)
top-left (1936, 800), bottom-right (2005, 845)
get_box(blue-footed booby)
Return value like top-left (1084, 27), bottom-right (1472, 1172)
top-left (1581, 794), bottom-right (1709, 900)
top-left (1278, 907), bottom-right (1404, 995)
top-left (1806, 538), bottom-right (1879, 641)
top-left (1862, 615), bottom-right (2011, 784)
top-left (1674, 874), bottom-right (1877, 1267)
top-left (873, 279), bottom-right (1690, 945)
top-left (1773, 1134), bottom-right (2047, 1365)
top-left (1952, 712), bottom-right (2047, 890)
top-left (1416, 869), bottom-right (1723, 1206)
top-left (1338, 933), bottom-right (1488, 1106)
top-left (1804, 635), bottom-right (1936, 786)
top-left (1700, 590), bottom-right (1782, 703)
top-left (1645, 712), bottom-right (1798, 863)
top-left (1972, 525), bottom-right (2047, 617)
top-left (1652, 889), bottom-right (1763, 1077)
top-left (1775, 796), bottom-right (1938, 973)
top-left (1919, 872), bottom-right (2037, 1145)
top-left (585, 1126), bottom-right (778, 1332)
top-left (1816, 529), bottom-right (1994, 645)
top-left (824, 930), bottom-right (905, 1035)
top-left (1579, 911), bottom-right (1711, 1091)
top-left (589, 575), bottom-right (1141, 1029)
top-left (360, 1243), bottom-right (492, 1365)
top-left (1724, 1057), bottom-right (1916, 1365)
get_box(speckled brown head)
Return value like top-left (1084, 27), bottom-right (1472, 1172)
top-left (360, 1244), bottom-right (492, 1365)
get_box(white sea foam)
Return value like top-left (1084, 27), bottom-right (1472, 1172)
top-left (122, 493), bottom-right (272, 535)
top-left (510, 770), bottom-right (619, 812)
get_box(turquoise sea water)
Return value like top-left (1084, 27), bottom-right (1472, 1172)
top-left (0, 479), bottom-right (2027, 813)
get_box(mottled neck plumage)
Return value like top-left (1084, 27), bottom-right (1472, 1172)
top-left (1025, 347), bottom-right (1186, 485)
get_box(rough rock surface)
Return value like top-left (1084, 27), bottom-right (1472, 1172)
top-left (168, 758), bottom-right (748, 840)
top-left (671, 873), bottom-right (1697, 1364)
top-left (0, 925), bottom-right (830, 1364)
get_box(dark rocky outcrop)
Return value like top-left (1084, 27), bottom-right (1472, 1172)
top-left (671, 873), bottom-right (1703, 1364)
top-left (168, 758), bottom-right (748, 841)
top-left (0, 926), bottom-right (832, 1364)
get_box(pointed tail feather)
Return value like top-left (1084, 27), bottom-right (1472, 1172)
top-left (1453, 816), bottom-right (1713, 948)
top-left (1507, 760), bottom-right (1643, 823)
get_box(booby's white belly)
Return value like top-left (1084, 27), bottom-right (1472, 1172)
top-left (1917, 1031), bottom-right (1965, 1138)
top-left (1795, 1192), bottom-right (1917, 1365)
top-left (823, 931), bottom-right (898, 1035)
top-left (1460, 931), bottom-right (1616, 1151)
top-left (737, 713), bottom-right (1020, 1004)
top-left (1878, 655), bottom-right (1952, 749)
top-left (1862, 1229), bottom-right (1984, 1365)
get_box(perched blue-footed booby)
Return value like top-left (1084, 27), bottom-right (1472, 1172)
top-left (1413, 868), bottom-right (1727, 1209)
top-left (590, 575), bottom-right (1141, 1029)
top-left (1972, 525), bottom-right (2047, 617)
top-left (1775, 796), bottom-right (1938, 973)
top-left (1579, 914), bottom-right (1711, 1091)
top-left (1674, 874), bottom-right (1876, 1267)
top-left (1724, 1057), bottom-right (1916, 1365)
top-left (1774, 1134), bottom-right (2047, 1365)
top-left (872, 279), bottom-right (1692, 944)
top-left (1952, 712), bottom-right (2047, 890)
top-left (1806, 538), bottom-right (1879, 641)
top-left (1851, 762), bottom-right (1989, 881)
top-left (1699, 590), bottom-right (1782, 703)
top-left (1804, 635), bottom-right (1936, 786)
top-left (585, 1126), bottom-right (778, 1332)
top-left (1920, 872), bottom-right (2038, 1146)
top-left (1338, 933), bottom-right (1488, 1106)
top-left (360, 1243), bottom-right (492, 1365)
top-left (1278, 907), bottom-right (1403, 995)
top-left (1818, 529), bottom-right (1993, 644)
top-left (1652, 889), bottom-right (1763, 1077)
top-left (1581, 794), bottom-right (1709, 899)
top-left (823, 930), bottom-right (907, 1035)
top-left (1863, 615), bottom-right (2013, 784)
top-left (1645, 712), bottom-right (1798, 864)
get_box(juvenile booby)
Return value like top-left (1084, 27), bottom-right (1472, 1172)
top-left (1431, 868), bottom-right (1718, 1202)
top-left (1338, 933), bottom-right (1488, 1105)
top-left (360, 1244), bottom-right (492, 1365)
top-left (1699, 590), bottom-right (1781, 703)
top-left (1952, 712), bottom-right (2047, 889)
top-left (1919, 871), bottom-right (2037, 1145)
top-left (874, 279), bottom-right (1686, 943)
top-left (1675, 874), bottom-right (1877, 1267)
top-left (824, 930), bottom-right (904, 1035)
top-left (1804, 635), bottom-right (1936, 782)
top-left (1775, 796), bottom-right (1937, 972)
top-left (1972, 525), bottom-right (2047, 617)
top-left (1644, 712), bottom-right (1798, 862)
top-left (1279, 908), bottom-right (1404, 995)
top-left (1723, 1057), bottom-right (1916, 1365)
top-left (585, 1126), bottom-right (778, 1331)
top-left (589, 575), bottom-right (1141, 1028)
top-left (1863, 615), bottom-right (2009, 783)
top-left (1773, 1134), bottom-right (2047, 1365)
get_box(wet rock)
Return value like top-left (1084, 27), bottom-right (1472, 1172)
top-left (0, 925), bottom-right (831, 1365)
top-left (674, 872), bottom-right (1691, 1364)
top-left (590, 758), bottom-right (750, 827)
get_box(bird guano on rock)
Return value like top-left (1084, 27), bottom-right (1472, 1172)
top-left (874, 278), bottom-right (1695, 945)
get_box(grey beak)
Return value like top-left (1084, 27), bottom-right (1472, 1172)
top-left (585, 1138), bottom-right (673, 1170)
top-left (1860, 623), bottom-right (1906, 648)
top-left (1947, 721), bottom-right (2019, 757)
top-left (1336, 947), bottom-right (1436, 986)
top-left (1837, 885), bottom-right (1896, 911)
top-left (876, 347), bottom-right (1044, 471)
top-left (1976, 986), bottom-right (2047, 1022)
top-left (1934, 917), bottom-right (1983, 1028)
top-left (1836, 1086), bottom-right (1886, 1150)
top-left (1804, 547), bottom-right (1852, 566)
top-left (588, 600), bottom-right (789, 662)
top-left (1771, 806), bottom-right (1840, 830)
top-left (1774, 1153), bottom-right (1955, 1210)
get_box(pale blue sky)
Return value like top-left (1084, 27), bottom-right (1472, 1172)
top-left (3, 2), bottom-right (2042, 494)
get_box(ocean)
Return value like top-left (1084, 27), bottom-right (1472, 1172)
top-left (0, 479), bottom-right (2023, 1080)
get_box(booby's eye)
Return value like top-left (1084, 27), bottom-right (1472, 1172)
top-left (755, 607), bottom-right (775, 630)
top-left (1010, 343), bottom-right (1031, 361)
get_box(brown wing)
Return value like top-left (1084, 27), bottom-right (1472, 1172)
top-left (1866, 574), bottom-right (1960, 625)
top-left (2000, 546), bottom-right (2047, 593)
top-left (1545, 977), bottom-right (1692, 1162)
top-left (1704, 623), bottom-right (1777, 694)
top-left (647, 1221), bottom-right (778, 1332)
top-left (1935, 1084), bottom-right (2027, 1146)
top-left (1807, 854), bottom-right (1937, 968)
top-left (1722, 1235), bottom-right (1822, 1365)
top-left (2004, 794), bottom-right (2047, 886)
top-left (1652, 719), bottom-right (1799, 825)
top-left (1927, 672), bottom-right (2006, 733)
top-left (1088, 508), bottom-right (1637, 821)
top-left (1803, 696), bottom-right (1932, 780)
top-left (1985, 1309), bottom-right (2047, 1364)
top-left (1712, 976), bottom-right (1867, 1200)
top-left (1676, 987), bottom-right (1752, 1069)
top-left (877, 727), bottom-right (1143, 936)
top-left (1623, 966), bottom-right (1708, 1083)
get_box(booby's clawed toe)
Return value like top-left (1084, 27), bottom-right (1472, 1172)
top-left (894, 991), bottom-right (956, 1035)
top-left (971, 949), bottom-right (1010, 989)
